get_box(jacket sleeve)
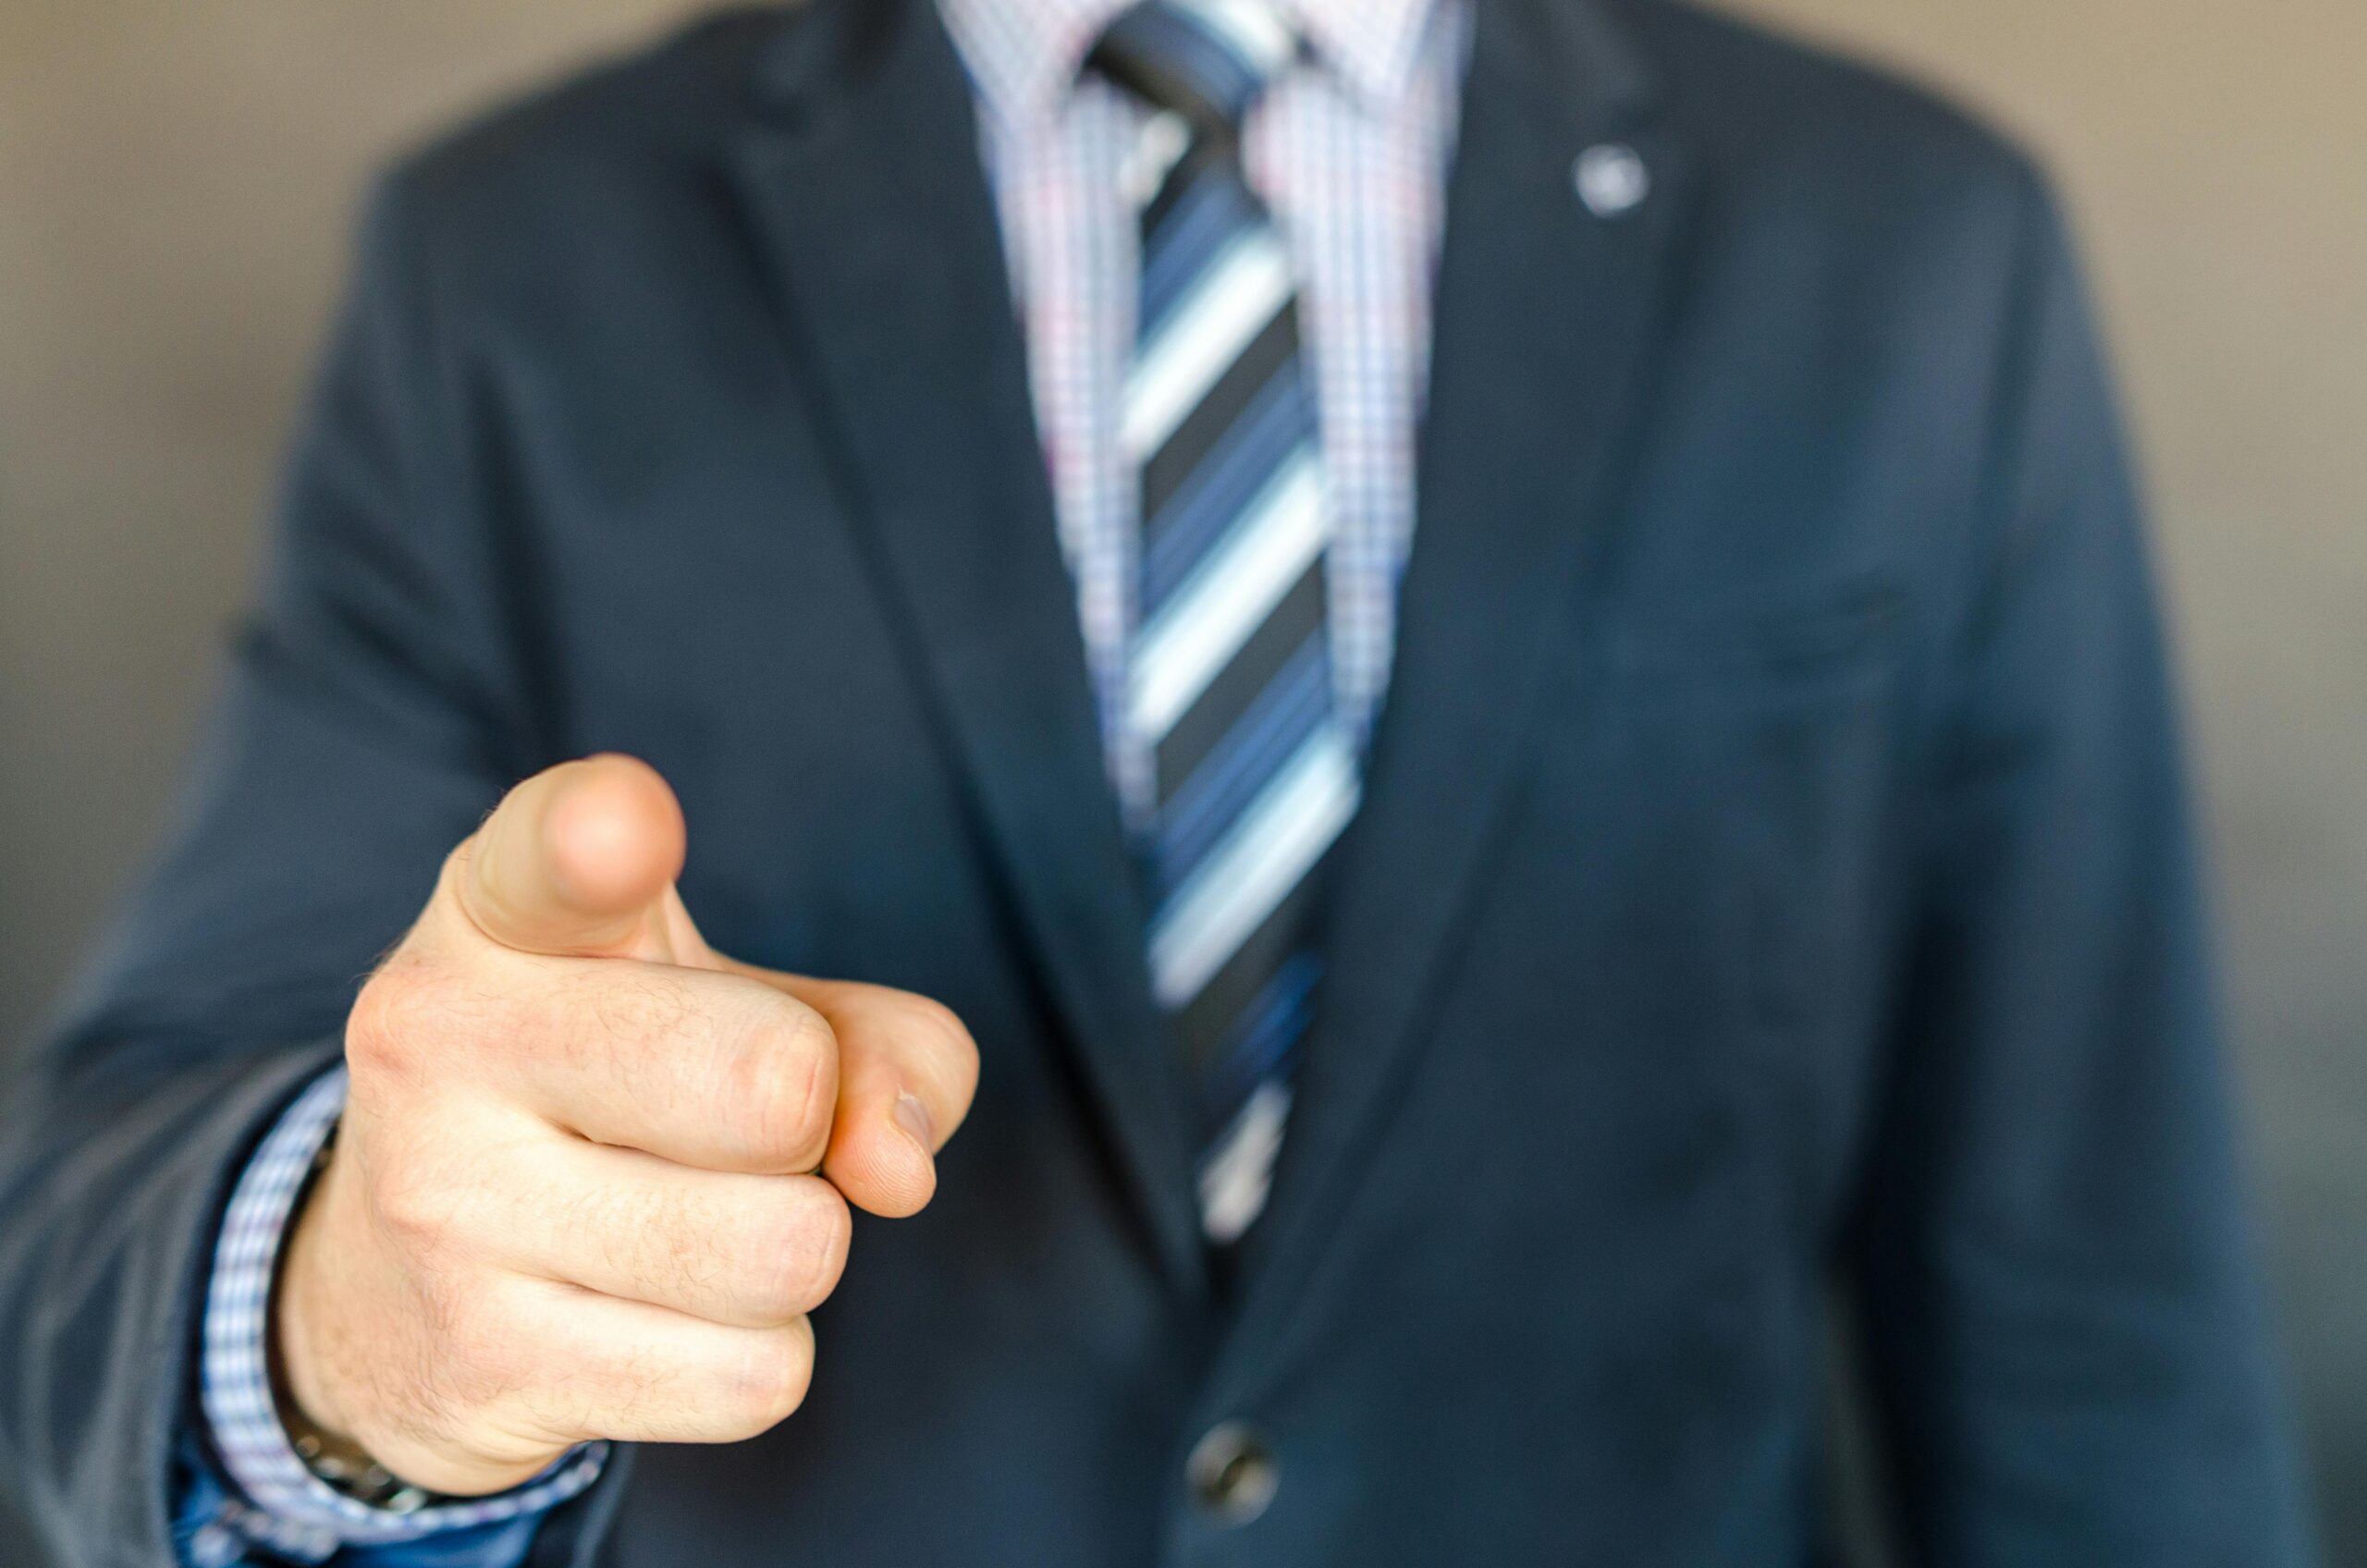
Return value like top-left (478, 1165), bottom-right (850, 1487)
top-left (1846, 165), bottom-right (2316, 1565)
top-left (0, 170), bottom-right (592, 1566)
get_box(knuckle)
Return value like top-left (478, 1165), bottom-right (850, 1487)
top-left (346, 961), bottom-right (431, 1081)
top-left (368, 1157), bottom-right (465, 1257)
top-left (749, 1183), bottom-right (852, 1318)
top-left (719, 1001), bottom-right (836, 1170)
top-left (362, 1126), bottom-right (520, 1267)
top-left (349, 947), bottom-right (511, 1091)
top-left (723, 1323), bottom-right (816, 1431)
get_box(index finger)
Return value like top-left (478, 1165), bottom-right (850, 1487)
top-left (731, 970), bottom-right (980, 1219)
top-left (487, 956), bottom-right (843, 1178)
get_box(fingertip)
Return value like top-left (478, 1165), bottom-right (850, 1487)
top-left (460, 754), bottom-right (686, 956)
top-left (544, 754), bottom-right (685, 914)
top-left (828, 1110), bottom-right (938, 1220)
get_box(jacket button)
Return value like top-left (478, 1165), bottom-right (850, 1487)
top-left (1186, 1421), bottom-right (1279, 1525)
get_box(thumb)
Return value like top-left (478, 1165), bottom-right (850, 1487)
top-left (452, 754), bottom-right (688, 959)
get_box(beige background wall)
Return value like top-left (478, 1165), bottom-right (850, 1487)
top-left (2, 1), bottom-right (2361, 1560)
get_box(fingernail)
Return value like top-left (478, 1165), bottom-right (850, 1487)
top-left (891, 1092), bottom-right (936, 1155)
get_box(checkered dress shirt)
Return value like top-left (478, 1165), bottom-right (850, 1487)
top-left (950, 0), bottom-right (1466, 815)
top-left (185, 1), bottom-right (1465, 1560)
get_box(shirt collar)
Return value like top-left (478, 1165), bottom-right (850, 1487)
top-left (938, 0), bottom-right (1444, 129)
top-left (1289, 0), bottom-right (1441, 109)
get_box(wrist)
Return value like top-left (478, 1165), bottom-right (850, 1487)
top-left (271, 1150), bottom-right (464, 1509)
top-left (272, 1142), bottom-right (565, 1499)
top-left (271, 1139), bottom-right (366, 1455)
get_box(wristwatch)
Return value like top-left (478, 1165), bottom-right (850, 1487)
top-left (285, 1415), bottom-right (437, 1514)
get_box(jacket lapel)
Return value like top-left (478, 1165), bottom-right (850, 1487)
top-left (1233, 0), bottom-right (1697, 1317)
top-left (725, 0), bottom-right (1208, 1296)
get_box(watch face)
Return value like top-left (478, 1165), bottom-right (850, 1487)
top-left (292, 1430), bottom-right (435, 1511)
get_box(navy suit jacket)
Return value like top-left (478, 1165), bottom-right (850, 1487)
top-left (0, 0), bottom-right (2312, 1562)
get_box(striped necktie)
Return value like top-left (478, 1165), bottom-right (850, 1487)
top-left (1093, 1), bottom-right (1360, 1245)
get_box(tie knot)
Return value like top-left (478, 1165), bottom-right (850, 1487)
top-left (1090, 1), bottom-right (1298, 135)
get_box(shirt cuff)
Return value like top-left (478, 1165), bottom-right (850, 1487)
top-left (194, 1064), bottom-right (607, 1562)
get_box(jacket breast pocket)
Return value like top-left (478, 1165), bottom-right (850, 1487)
top-left (1606, 571), bottom-right (1909, 681)
top-left (1589, 571), bottom-right (1917, 1202)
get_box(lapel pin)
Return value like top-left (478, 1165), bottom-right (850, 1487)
top-left (1574, 141), bottom-right (1650, 218)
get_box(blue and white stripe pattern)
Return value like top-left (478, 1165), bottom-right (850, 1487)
top-left (1094, 0), bottom-right (1359, 1243)
top-left (196, 1067), bottom-right (607, 1562)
